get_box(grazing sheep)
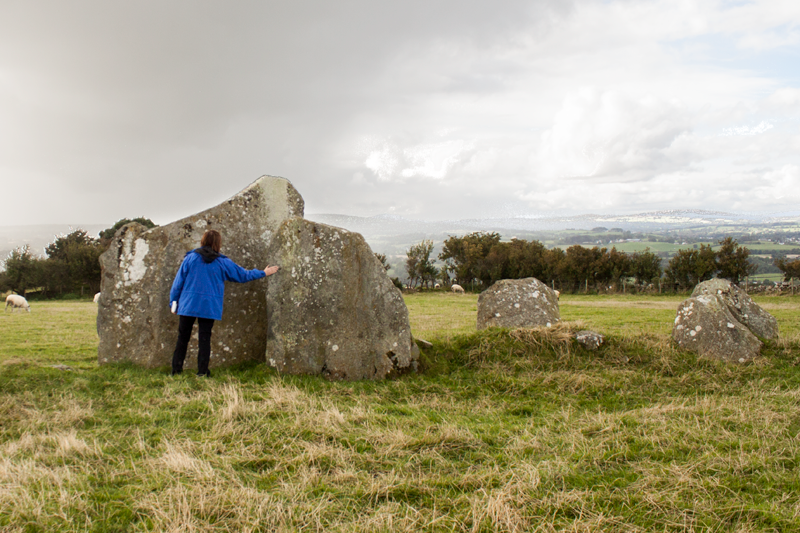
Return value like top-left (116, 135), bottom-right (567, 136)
top-left (554, 290), bottom-right (560, 299)
top-left (434, 283), bottom-right (441, 289)
top-left (5, 294), bottom-right (30, 312)
top-left (451, 284), bottom-right (465, 294)
top-left (93, 292), bottom-right (101, 303)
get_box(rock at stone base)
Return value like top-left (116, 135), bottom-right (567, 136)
top-left (266, 218), bottom-right (419, 380)
top-left (97, 176), bottom-right (304, 370)
top-left (691, 278), bottom-right (779, 340)
top-left (477, 278), bottom-right (560, 330)
top-left (574, 330), bottom-right (604, 351)
top-left (673, 294), bottom-right (762, 363)
top-left (415, 338), bottom-right (433, 350)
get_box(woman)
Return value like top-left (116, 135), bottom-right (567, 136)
top-left (169, 229), bottom-right (279, 376)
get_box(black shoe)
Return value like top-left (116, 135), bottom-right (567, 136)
top-left (196, 371), bottom-right (211, 378)
top-left (171, 369), bottom-right (182, 376)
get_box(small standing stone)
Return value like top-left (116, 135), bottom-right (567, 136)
top-left (477, 278), bottom-right (560, 330)
top-left (691, 278), bottom-right (778, 340)
top-left (673, 294), bottom-right (763, 363)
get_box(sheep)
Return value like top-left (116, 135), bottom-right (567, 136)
top-left (451, 284), bottom-right (465, 294)
top-left (434, 283), bottom-right (441, 289)
top-left (5, 294), bottom-right (30, 313)
top-left (93, 292), bottom-right (101, 303)
top-left (554, 290), bottom-right (560, 299)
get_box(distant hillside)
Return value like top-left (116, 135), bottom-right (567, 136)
top-left (306, 211), bottom-right (800, 254)
top-left (4, 210), bottom-right (800, 263)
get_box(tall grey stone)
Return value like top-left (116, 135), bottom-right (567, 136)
top-left (477, 278), bottom-right (560, 330)
top-left (266, 218), bottom-right (419, 380)
top-left (691, 278), bottom-right (778, 340)
top-left (673, 294), bottom-right (762, 363)
top-left (97, 176), bottom-right (304, 369)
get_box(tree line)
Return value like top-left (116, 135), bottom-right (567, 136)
top-left (4, 222), bottom-right (799, 298)
top-left (0, 218), bottom-right (155, 298)
top-left (405, 232), bottom-right (800, 292)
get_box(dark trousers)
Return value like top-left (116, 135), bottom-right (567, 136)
top-left (172, 315), bottom-right (215, 375)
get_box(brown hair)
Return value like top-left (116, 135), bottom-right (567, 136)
top-left (200, 229), bottom-right (222, 253)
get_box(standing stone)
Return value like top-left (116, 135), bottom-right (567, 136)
top-left (477, 278), bottom-right (560, 330)
top-left (673, 294), bottom-right (763, 363)
top-left (691, 278), bottom-right (779, 340)
top-left (97, 176), bottom-right (304, 369)
top-left (266, 218), bottom-right (419, 380)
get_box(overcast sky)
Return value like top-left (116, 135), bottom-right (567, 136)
top-left (1, 0), bottom-right (799, 226)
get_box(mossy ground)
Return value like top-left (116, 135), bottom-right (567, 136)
top-left (1, 295), bottom-right (800, 531)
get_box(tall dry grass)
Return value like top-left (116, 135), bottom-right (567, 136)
top-left (2, 298), bottom-right (800, 531)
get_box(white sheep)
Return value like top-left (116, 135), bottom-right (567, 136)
top-left (434, 283), bottom-right (441, 289)
top-left (554, 290), bottom-right (560, 299)
top-left (5, 294), bottom-right (30, 312)
top-left (451, 284), bottom-right (465, 294)
top-left (93, 292), bottom-right (101, 303)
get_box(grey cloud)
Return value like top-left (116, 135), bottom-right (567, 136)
top-left (1, 0), bottom-right (799, 225)
top-left (1, 0), bottom-right (566, 224)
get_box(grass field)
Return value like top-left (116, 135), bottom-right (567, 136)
top-left (2, 294), bottom-right (800, 532)
top-left (594, 241), bottom-right (692, 253)
top-left (571, 241), bottom-right (800, 255)
top-left (750, 273), bottom-right (786, 282)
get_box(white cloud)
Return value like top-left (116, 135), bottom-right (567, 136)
top-left (363, 141), bottom-right (401, 182)
top-left (361, 137), bottom-right (475, 182)
top-left (753, 165), bottom-right (800, 201)
top-left (764, 88), bottom-right (800, 110)
top-left (720, 121), bottom-right (775, 136)
top-left (536, 88), bottom-right (693, 182)
top-left (401, 140), bottom-right (474, 180)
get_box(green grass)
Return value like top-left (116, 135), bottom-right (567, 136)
top-left (2, 295), bottom-right (800, 531)
top-left (750, 273), bottom-right (785, 282)
top-left (740, 243), bottom-right (800, 252)
top-left (599, 241), bottom-right (692, 253)
top-left (405, 291), bottom-right (478, 340)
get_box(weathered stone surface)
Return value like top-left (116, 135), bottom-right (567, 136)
top-left (266, 218), bottom-right (418, 380)
top-left (477, 278), bottom-right (560, 330)
top-left (691, 278), bottom-right (779, 340)
top-left (574, 330), bottom-right (604, 350)
top-left (673, 294), bottom-right (762, 363)
top-left (97, 176), bottom-right (304, 369)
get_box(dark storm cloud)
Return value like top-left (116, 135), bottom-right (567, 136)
top-left (1, 0), bottom-right (799, 225)
top-left (0, 0), bottom-right (566, 223)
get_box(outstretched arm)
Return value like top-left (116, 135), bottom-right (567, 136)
top-left (220, 257), bottom-right (271, 283)
top-left (264, 265), bottom-right (279, 276)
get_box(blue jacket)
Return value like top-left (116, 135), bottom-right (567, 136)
top-left (169, 248), bottom-right (266, 320)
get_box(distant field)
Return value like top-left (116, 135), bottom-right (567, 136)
top-left (584, 241), bottom-right (689, 253)
top-left (742, 243), bottom-right (800, 252)
top-left (750, 273), bottom-right (785, 282)
top-left (2, 297), bottom-right (800, 531)
top-left (564, 240), bottom-right (800, 255)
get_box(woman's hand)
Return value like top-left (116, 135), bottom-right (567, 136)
top-left (264, 265), bottom-right (280, 276)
